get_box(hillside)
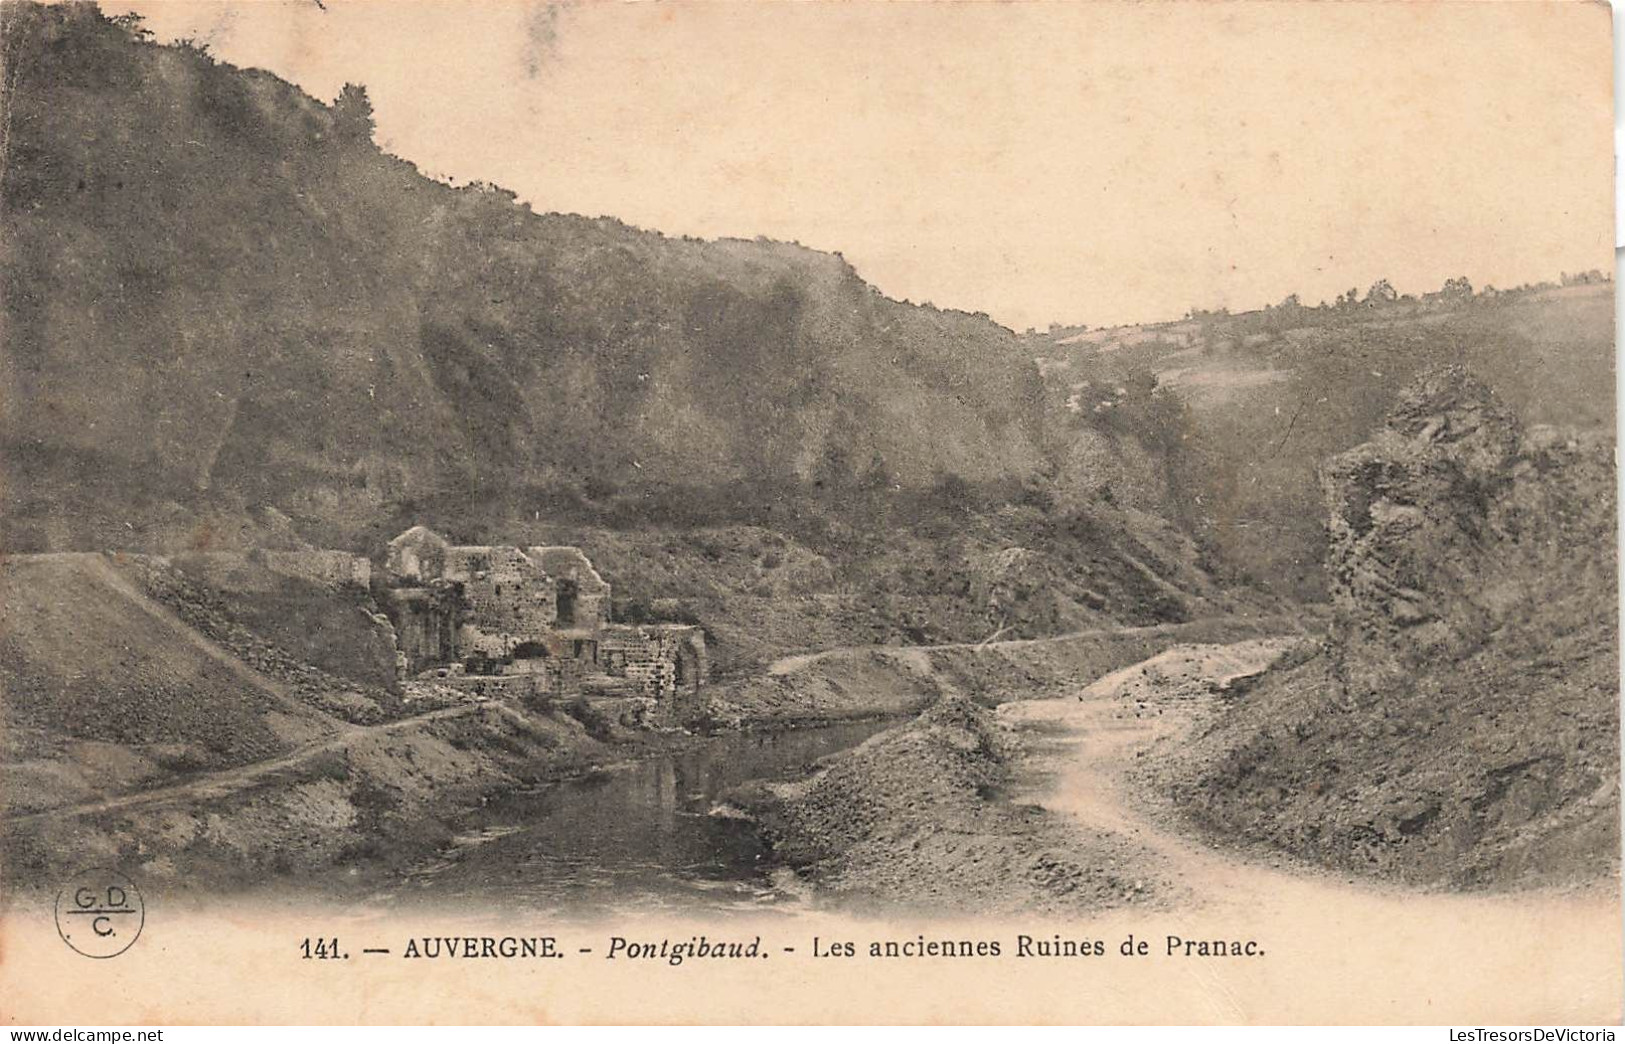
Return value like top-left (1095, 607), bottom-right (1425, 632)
top-left (4, 3), bottom-right (1048, 545)
top-left (0, 550), bottom-right (648, 888)
top-left (1163, 369), bottom-right (1619, 887)
top-left (1028, 283), bottom-right (1615, 598)
top-left (0, 3), bottom-right (1257, 661)
top-left (0, 553), bottom-right (342, 815)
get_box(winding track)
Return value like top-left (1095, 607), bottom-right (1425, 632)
top-left (5, 703), bottom-right (488, 828)
top-left (997, 638), bottom-right (1623, 927)
top-left (764, 617), bottom-right (1299, 676)
top-left (3, 554), bottom-right (497, 829)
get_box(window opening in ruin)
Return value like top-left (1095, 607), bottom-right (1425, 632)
top-left (556, 579), bottom-right (579, 626)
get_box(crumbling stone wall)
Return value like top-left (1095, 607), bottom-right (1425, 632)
top-left (168, 551), bottom-right (269, 591)
top-left (382, 584), bottom-right (461, 674)
top-left (598, 624), bottom-right (707, 702)
top-left (445, 546), bottom-right (558, 659)
top-left (376, 525), bottom-right (710, 725)
top-left (170, 550), bottom-right (368, 592)
top-left (385, 525), bottom-right (448, 582)
top-left (528, 546), bottom-right (611, 631)
top-left (433, 658), bottom-right (583, 705)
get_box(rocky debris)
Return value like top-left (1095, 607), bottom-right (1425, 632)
top-left (1166, 367), bottom-right (1618, 887)
top-left (733, 695), bottom-right (1166, 913)
top-left (115, 554), bottom-right (403, 723)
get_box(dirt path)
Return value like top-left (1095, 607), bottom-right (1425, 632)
top-left (999, 638), bottom-right (1311, 906)
top-left (764, 617), bottom-right (1293, 677)
top-left (5, 703), bottom-right (484, 828)
top-left (986, 639), bottom-right (1620, 1022)
top-left (996, 638), bottom-right (1623, 923)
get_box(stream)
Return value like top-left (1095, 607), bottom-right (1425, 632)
top-left (378, 718), bottom-right (897, 916)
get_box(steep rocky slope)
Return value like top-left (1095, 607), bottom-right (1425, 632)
top-left (0, 3), bottom-right (1250, 659)
top-left (1167, 368), bottom-right (1618, 887)
top-left (0, 554), bottom-right (341, 809)
top-left (5, 3), bottom-right (1064, 549)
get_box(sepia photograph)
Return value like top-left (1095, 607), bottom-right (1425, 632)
top-left (0, 0), bottom-right (1617, 1026)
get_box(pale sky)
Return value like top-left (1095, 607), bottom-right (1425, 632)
top-left (105, 0), bottom-right (1614, 330)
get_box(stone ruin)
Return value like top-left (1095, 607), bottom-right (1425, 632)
top-left (377, 526), bottom-right (708, 726)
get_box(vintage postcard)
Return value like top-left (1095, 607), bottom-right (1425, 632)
top-left (0, 0), bottom-right (1618, 1026)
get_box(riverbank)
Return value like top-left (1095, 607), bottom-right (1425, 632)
top-left (731, 637), bottom-right (1321, 914)
top-left (4, 613), bottom-right (1305, 901)
top-left (735, 694), bottom-right (1170, 913)
top-left (2, 700), bottom-right (682, 896)
top-left (359, 718), bottom-right (903, 914)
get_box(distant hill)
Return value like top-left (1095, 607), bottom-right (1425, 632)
top-left (1026, 282), bottom-right (1615, 597)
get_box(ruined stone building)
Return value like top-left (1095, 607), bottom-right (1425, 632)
top-left (377, 526), bottom-right (707, 724)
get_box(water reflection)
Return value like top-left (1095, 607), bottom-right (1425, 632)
top-left (389, 719), bottom-right (895, 915)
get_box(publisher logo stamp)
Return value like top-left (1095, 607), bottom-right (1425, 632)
top-left (55, 868), bottom-right (144, 958)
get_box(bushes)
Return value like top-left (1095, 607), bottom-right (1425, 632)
top-left (563, 695), bottom-right (615, 741)
top-left (614, 596), bottom-right (702, 626)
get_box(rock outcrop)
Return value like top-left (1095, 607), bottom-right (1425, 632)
top-left (1321, 366), bottom-right (1612, 703)
top-left (1168, 367), bottom-right (1618, 887)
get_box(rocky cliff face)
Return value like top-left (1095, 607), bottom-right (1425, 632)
top-left (0, 2), bottom-right (1252, 665)
top-left (0, 3), bottom-right (1064, 550)
top-left (1169, 367), bottom-right (1618, 887)
top-left (1321, 366), bottom-right (1613, 703)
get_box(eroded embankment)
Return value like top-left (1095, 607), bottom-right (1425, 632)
top-left (734, 695), bottom-right (1168, 914)
top-left (2, 702), bottom-right (641, 895)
